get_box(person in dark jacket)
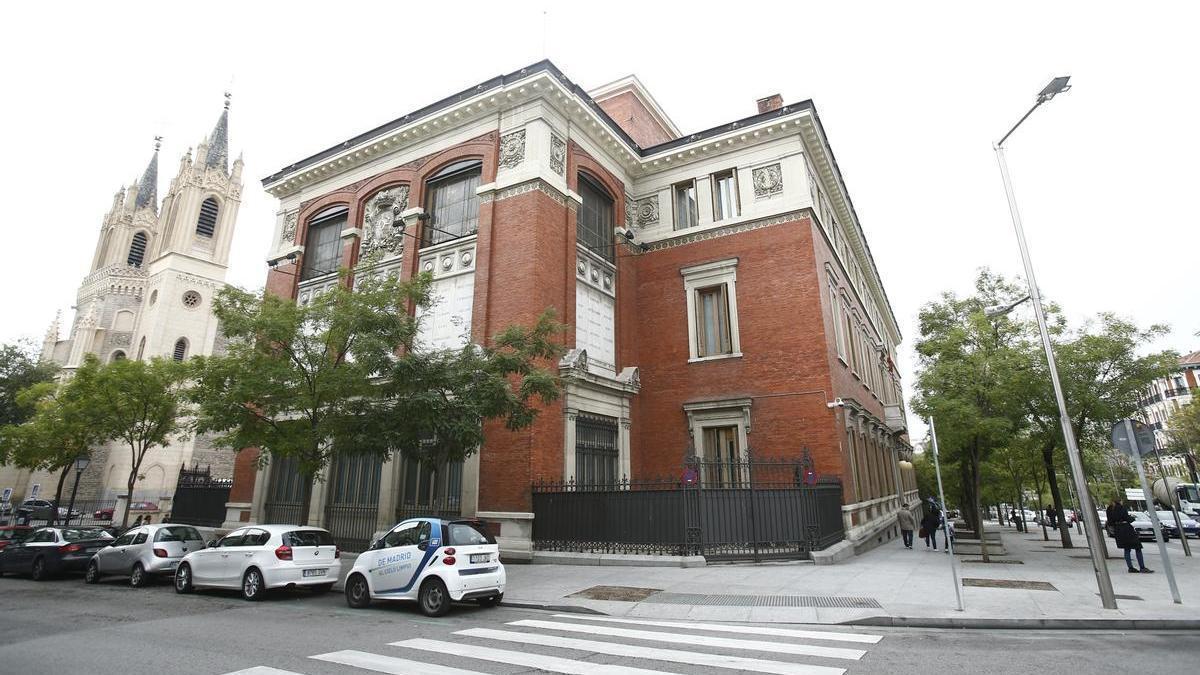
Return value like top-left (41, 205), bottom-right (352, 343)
top-left (898, 504), bottom-right (916, 549)
top-left (1110, 498), bottom-right (1153, 573)
top-left (921, 508), bottom-right (942, 550)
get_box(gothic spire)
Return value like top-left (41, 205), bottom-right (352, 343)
top-left (205, 92), bottom-right (231, 172)
top-left (135, 137), bottom-right (161, 211)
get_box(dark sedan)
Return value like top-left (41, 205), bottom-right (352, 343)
top-left (0, 526), bottom-right (113, 580)
top-left (0, 525), bottom-right (33, 551)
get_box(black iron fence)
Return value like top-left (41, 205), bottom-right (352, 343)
top-left (532, 449), bottom-right (844, 562)
top-left (172, 466), bottom-right (232, 528)
top-left (5, 499), bottom-right (121, 529)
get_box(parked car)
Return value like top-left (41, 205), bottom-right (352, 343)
top-left (93, 501), bottom-right (159, 521)
top-left (1151, 511), bottom-right (1200, 539)
top-left (16, 499), bottom-right (81, 521)
top-left (86, 524), bottom-right (206, 586)
top-left (343, 518), bottom-right (505, 617)
top-left (0, 526), bottom-right (113, 580)
top-left (0, 525), bottom-right (33, 550)
top-left (173, 525), bottom-right (340, 601)
top-left (1130, 512), bottom-right (1168, 541)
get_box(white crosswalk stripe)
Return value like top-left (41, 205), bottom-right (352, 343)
top-left (456, 627), bottom-right (846, 675)
top-left (551, 613), bottom-right (884, 644)
top-left (506, 618), bottom-right (868, 660)
top-left (220, 614), bottom-right (882, 675)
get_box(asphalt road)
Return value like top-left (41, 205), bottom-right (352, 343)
top-left (1, 572), bottom-right (1197, 675)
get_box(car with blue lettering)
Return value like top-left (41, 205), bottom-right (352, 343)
top-left (344, 518), bottom-right (504, 616)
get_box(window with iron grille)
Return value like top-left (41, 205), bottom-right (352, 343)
top-left (423, 160), bottom-right (481, 247)
top-left (301, 206), bottom-right (346, 280)
top-left (401, 456), bottom-right (463, 510)
top-left (172, 338), bottom-right (187, 361)
top-left (575, 414), bottom-right (618, 487)
top-left (127, 231), bottom-right (148, 267)
top-left (196, 197), bottom-right (219, 237)
top-left (327, 453), bottom-right (382, 506)
top-left (577, 174), bottom-right (614, 262)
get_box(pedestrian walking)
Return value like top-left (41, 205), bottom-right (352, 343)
top-left (1109, 498), bottom-right (1153, 574)
top-left (898, 503), bottom-right (916, 549)
top-left (921, 507), bottom-right (941, 550)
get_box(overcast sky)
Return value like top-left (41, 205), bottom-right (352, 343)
top-left (2, 2), bottom-right (1196, 437)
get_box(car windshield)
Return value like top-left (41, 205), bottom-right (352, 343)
top-left (447, 522), bottom-right (494, 546)
top-left (1132, 512), bottom-right (1151, 522)
top-left (154, 526), bottom-right (203, 542)
top-left (283, 530), bottom-right (333, 547)
top-left (62, 528), bottom-right (112, 542)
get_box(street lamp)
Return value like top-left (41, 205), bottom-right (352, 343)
top-left (994, 75), bottom-right (1119, 610)
top-left (65, 455), bottom-right (90, 526)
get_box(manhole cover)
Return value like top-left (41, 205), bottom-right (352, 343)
top-left (962, 578), bottom-right (1057, 591)
top-left (642, 593), bottom-right (882, 608)
top-left (963, 559), bottom-right (1024, 564)
top-left (568, 586), bottom-right (662, 602)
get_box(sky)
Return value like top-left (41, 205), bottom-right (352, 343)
top-left (2, 2), bottom-right (1196, 439)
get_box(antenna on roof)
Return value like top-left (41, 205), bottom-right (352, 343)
top-left (541, 10), bottom-right (547, 59)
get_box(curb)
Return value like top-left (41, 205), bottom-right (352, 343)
top-left (844, 616), bottom-right (1200, 630)
top-left (500, 600), bottom-right (608, 615)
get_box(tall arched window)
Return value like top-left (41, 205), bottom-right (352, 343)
top-left (301, 206), bottom-right (347, 280)
top-left (172, 338), bottom-right (188, 362)
top-left (196, 197), bottom-right (219, 237)
top-left (127, 231), bottom-right (148, 267)
top-left (136, 336), bottom-right (146, 360)
top-left (423, 160), bottom-right (482, 247)
top-left (577, 173), bottom-right (614, 262)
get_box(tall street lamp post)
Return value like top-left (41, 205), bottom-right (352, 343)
top-left (65, 456), bottom-right (90, 527)
top-left (994, 75), bottom-right (1118, 610)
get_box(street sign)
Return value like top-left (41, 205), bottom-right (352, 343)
top-left (29, 484), bottom-right (40, 499)
top-left (1, 487), bottom-right (11, 503)
top-left (1111, 418), bottom-right (1156, 458)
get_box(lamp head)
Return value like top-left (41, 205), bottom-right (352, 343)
top-left (1037, 76), bottom-right (1072, 103)
top-left (74, 456), bottom-right (90, 472)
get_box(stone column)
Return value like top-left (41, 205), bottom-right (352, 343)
top-left (375, 455), bottom-right (401, 532)
top-left (460, 450), bottom-right (481, 518)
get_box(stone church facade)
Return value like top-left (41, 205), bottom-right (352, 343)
top-left (0, 98), bottom-right (244, 507)
top-left (227, 61), bottom-right (916, 557)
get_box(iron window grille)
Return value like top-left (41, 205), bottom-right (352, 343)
top-left (422, 160), bottom-right (482, 247)
top-left (301, 206), bottom-right (347, 280)
top-left (577, 174), bottom-right (615, 262)
top-left (575, 414), bottom-right (619, 487)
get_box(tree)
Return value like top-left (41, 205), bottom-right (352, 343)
top-left (1, 380), bottom-right (104, 524)
top-left (73, 354), bottom-right (189, 529)
top-left (1167, 399), bottom-right (1200, 483)
top-left (0, 340), bottom-right (58, 434)
top-left (190, 271), bottom-right (564, 525)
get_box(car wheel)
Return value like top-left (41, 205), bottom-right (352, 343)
top-left (310, 583), bottom-right (334, 594)
top-left (31, 556), bottom-right (48, 581)
top-left (85, 561), bottom-right (100, 584)
top-left (174, 563), bottom-right (193, 594)
top-left (241, 568), bottom-right (264, 601)
top-left (475, 593), bottom-right (503, 607)
top-left (344, 574), bottom-right (371, 609)
top-left (418, 577), bottom-right (451, 617)
top-left (130, 562), bottom-right (148, 588)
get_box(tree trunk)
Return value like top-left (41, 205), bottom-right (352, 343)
top-left (959, 460), bottom-right (978, 533)
top-left (997, 503), bottom-right (1006, 526)
top-left (1041, 442), bottom-right (1073, 548)
top-left (121, 444), bottom-right (145, 530)
top-left (50, 465), bottom-right (70, 526)
top-left (1034, 490), bottom-right (1049, 541)
top-left (968, 447), bottom-right (988, 562)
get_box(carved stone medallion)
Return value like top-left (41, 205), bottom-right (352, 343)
top-left (498, 129), bottom-right (526, 170)
top-left (752, 163), bottom-right (783, 198)
top-left (635, 195), bottom-right (660, 227)
top-left (279, 211), bottom-right (298, 245)
top-left (360, 186), bottom-right (409, 258)
top-left (549, 133), bottom-right (566, 176)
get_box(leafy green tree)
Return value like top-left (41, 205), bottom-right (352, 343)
top-left (0, 341), bottom-right (58, 432)
top-left (190, 271), bottom-right (564, 525)
top-left (73, 355), bottom-right (190, 528)
top-left (1167, 399), bottom-right (1200, 483)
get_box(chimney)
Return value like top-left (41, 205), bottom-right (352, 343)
top-left (756, 94), bottom-right (783, 114)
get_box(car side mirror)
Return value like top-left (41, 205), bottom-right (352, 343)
top-left (207, 540), bottom-right (218, 548)
top-left (417, 541), bottom-right (428, 551)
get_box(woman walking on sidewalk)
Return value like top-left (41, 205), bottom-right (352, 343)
top-left (1110, 498), bottom-right (1153, 574)
top-left (921, 507), bottom-right (941, 550)
top-left (898, 504), bottom-right (916, 549)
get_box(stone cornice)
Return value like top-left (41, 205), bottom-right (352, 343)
top-left (644, 210), bottom-right (808, 252)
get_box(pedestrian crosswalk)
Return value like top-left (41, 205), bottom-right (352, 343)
top-left (222, 614), bottom-right (883, 675)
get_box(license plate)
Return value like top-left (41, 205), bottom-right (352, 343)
top-left (303, 568), bottom-right (327, 578)
top-left (470, 554), bottom-right (489, 564)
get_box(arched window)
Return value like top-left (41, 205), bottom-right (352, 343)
top-left (577, 173), bottom-right (614, 262)
top-left (423, 159), bottom-right (482, 247)
top-left (127, 231), bottom-right (148, 267)
top-left (172, 338), bottom-right (188, 362)
top-left (136, 336), bottom-right (146, 360)
top-left (301, 206), bottom-right (347, 281)
top-left (196, 197), bottom-right (219, 237)
top-left (110, 350), bottom-right (126, 362)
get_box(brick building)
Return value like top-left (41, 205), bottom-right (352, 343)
top-left (227, 61), bottom-right (916, 558)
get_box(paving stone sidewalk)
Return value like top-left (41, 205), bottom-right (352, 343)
top-left (503, 522), bottom-right (1200, 627)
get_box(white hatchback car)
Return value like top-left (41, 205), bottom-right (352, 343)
top-left (173, 525), bottom-right (341, 601)
top-left (344, 518), bottom-right (504, 616)
top-left (86, 524), bottom-right (206, 586)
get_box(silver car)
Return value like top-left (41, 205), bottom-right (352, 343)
top-left (85, 524), bottom-right (206, 586)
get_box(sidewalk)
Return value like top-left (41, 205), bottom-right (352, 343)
top-left (503, 522), bottom-right (1200, 628)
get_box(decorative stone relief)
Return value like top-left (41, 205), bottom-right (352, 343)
top-left (635, 196), bottom-right (660, 227)
top-left (108, 332), bottom-right (133, 347)
top-left (360, 186), bottom-right (409, 258)
top-left (279, 211), bottom-right (298, 245)
top-left (498, 129), bottom-right (526, 170)
top-left (752, 163), bottom-right (784, 198)
top-left (549, 133), bottom-right (566, 176)
top-left (624, 195), bottom-right (635, 230)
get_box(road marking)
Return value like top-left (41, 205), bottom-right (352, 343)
top-left (311, 649), bottom-right (484, 675)
top-left (394, 638), bottom-right (672, 675)
top-left (457, 627), bottom-right (846, 675)
top-left (551, 614), bottom-right (883, 644)
top-left (222, 668), bottom-right (305, 675)
top-left (506, 619), bottom-right (866, 660)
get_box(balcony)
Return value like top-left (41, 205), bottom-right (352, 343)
top-left (884, 403), bottom-right (907, 434)
top-left (1165, 387), bottom-right (1192, 398)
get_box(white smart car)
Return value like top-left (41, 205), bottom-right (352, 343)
top-left (344, 518), bottom-right (504, 616)
top-left (173, 525), bottom-right (341, 601)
